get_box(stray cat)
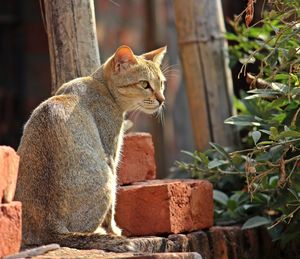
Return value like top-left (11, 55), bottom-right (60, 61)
top-left (15, 45), bottom-right (166, 252)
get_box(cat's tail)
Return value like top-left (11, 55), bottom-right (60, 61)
top-left (51, 233), bottom-right (137, 252)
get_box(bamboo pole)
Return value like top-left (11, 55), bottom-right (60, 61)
top-left (173, 0), bottom-right (235, 150)
top-left (43, 0), bottom-right (101, 93)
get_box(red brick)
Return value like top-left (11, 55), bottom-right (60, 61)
top-left (118, 133), bottom-right (156, 185)
top-left (0, 201), bottom-right (22, 258)
top-left (0, 146), bottom-right (20, 203)
top-left (258, 227), bottom-right (280, 259)
top-left (207, 227), bottom-right (228, 259)
top-left (242, 229), bottom-right (260, 259)
top-left (116, 179), bottom-right (213, 236)
top-left (222, 226), bottom-right (244, 259)
top-left (167, 234), bottom-right (189, 252)
top-left (187, 231), bottom-right (211, 259)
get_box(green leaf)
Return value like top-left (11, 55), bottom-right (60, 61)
top-left (270, 127), bottom-right (279, 140)
top-left (181, 150), bottom-right (204, 164)
top-left (233, 96), bottom-right (248, 113)
top-left (277, 130), bottom-right (300, 139)
top-left (291, 87), bottom-right (300, 96)
top-left (213, 190), bottom-right (229, 206)
top-left (247, 89), bottom-right (281, 95)
top-left (271, 113), bottom-right (287, 124)
top-left (252, 131), bottom-right (262, 145)
top-left (270, 83), bottom-right (288, 93)
top-left (226, 32), bottom-right (239, 41)
top-left (209, 142), bottom-right (231, 160)
top-left (266, 48), bottom-right (278, 67)
top-left (197, 152), bottom-right (209, 166)
top-left (260, 130), bottom-right (271, 135)
top-left (287, 188), bottom-right (299, 200)
top-left (227, 199), bottom-right (238, 211)
top-left (290, 73), bottom-right (300, 86)
top-left (268, 97), bottom-right (289, 109)
top-left (181, 150), bottom-right (195, 157)
top-left (225, 115), bottom-right (264, 127)
top-left (242, 216), bottom-right (270, 229)
top-left (239, 56), bottom-right (256, 64)
top-left (269, 175), bottom-right (278, 188)
top-left (257, 141), bottom-right (274, 145)
top-left (208, 160), bottom-right (228, 169)
top-left (273, 73), bottom-right (289, 82)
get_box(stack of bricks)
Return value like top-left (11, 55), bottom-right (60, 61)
top-left (0, 146), bottom-right (22, 258)
top-left (116, 132), bottom-right (214, 237)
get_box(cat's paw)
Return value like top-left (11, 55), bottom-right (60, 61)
top-left (108, 224), bottom-right (122, 236)
top-left (94, 226), bottom-right (107, 235)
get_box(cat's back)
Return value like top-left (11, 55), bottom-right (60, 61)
top-left (20, 77), bottom-right (93, 140)
top-left (17, 77), bottom-right (99, 165)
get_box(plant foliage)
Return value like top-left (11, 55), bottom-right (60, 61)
top-left (177, 0), bottom-right (300, 246)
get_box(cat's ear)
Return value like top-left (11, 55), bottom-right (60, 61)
top-left (113, 45), bottom-right (137, 72)
top-left (142, 46), bottom-right (167, 65)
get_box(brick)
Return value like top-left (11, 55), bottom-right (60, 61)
top-left (0, 146), bottom-right (20, 203)
top-left (222, 226), bottom-right (244, 259)
top-left (242, 229), bottom-right (260, 259)
top-left (116, 179), bottom-right (213, 236)
top-left (207, 227), bottom-right (228, 259)
top-left (187, 231), bottom-right (211, 259)
top-left (166, 234), bottom-right (189, 252)
top-left (0, 201), bottom-right (22, 258)
top-left (118, 133), bottom-right (156, 185)
top-left (258, 227), bottom-right (280, 259)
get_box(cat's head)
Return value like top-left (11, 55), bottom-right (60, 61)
top-left (102, 45), bottom-right (167, 114)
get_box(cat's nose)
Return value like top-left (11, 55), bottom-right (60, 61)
top-left (155, 93), bottom-right (165, 105)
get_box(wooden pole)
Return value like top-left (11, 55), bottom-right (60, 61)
top-left (172, 0), bottom-right (235, 150)
top-left (43, 0), bottom-right (101, 93)
top-left (144, 1), bottom-right (167, 178)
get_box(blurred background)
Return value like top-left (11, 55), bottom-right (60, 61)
top-left (0, 0), bottom-right (262, 178)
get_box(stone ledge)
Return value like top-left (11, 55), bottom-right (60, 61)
top-left (6, 227), bottom-right (296, 259)
top-left (8, 246), bottom-right (201, 259)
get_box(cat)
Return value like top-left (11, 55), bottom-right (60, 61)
top-left (15, 45), bottom-right (166, 252)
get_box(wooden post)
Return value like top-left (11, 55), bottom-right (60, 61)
top-left (172, 0), bottom-right (235, 150)
top-left (144, 0), bottom-right (167, 178)
top-left (43, 0), bottom-right (101, 93)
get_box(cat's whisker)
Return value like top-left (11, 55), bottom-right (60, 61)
top-left (130, 104), bottom-right (142, 122)
top-left (162, 64), bottom-right (179, 74)
top-left (163, 69), bottom-right (175, 74)
top-left (163, 70), bottom-right (180, 79)
top-left (153, 105), bottom-right (165, 126)
top-left (161, 63), bottom-right (178, 71)
top-left (162, 64), bottom-right (179, 71)
top-left (165, 74), bottom-right (180, 81)
top-left (161, 104), bottom-right (166, 126)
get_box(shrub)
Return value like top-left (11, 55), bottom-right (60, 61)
top-left (177, 0), bottom-right (300, 246)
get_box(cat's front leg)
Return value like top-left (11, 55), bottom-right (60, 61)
top-left (103, 187), bottom-right (122, 236)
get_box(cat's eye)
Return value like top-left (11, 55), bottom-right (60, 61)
top-left (140, 81), bottom-right (151, 90)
